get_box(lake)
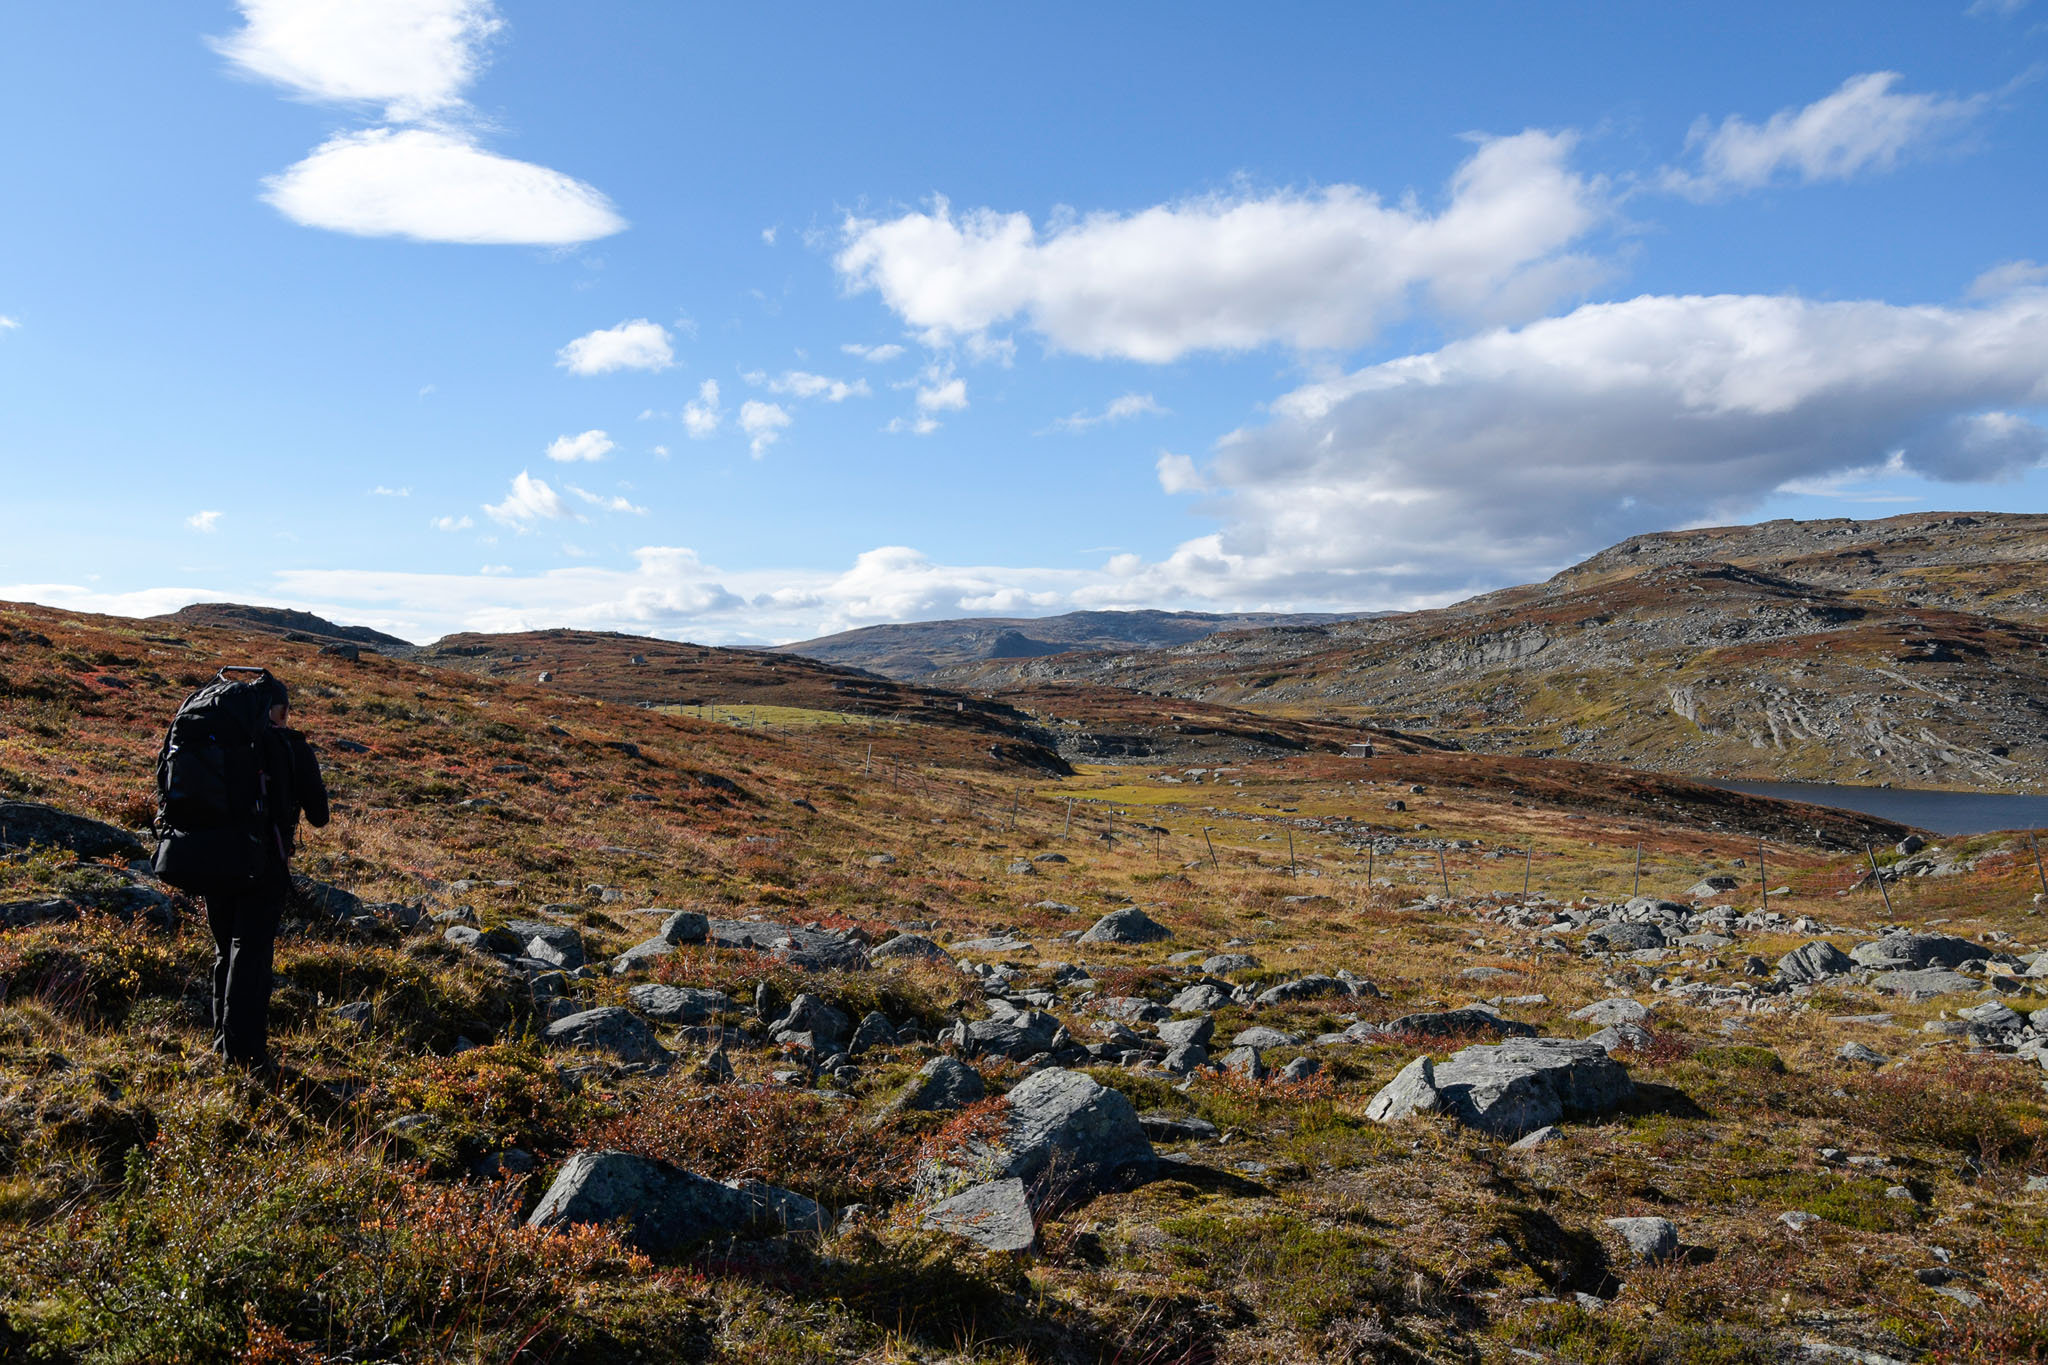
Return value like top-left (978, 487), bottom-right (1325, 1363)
top-left (1709, 779), bottom-right (2048, 837)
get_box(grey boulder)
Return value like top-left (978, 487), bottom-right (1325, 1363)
top-left (1585, 923), bottom-right (1666, 952)
top-left (1366, 1038), bottom-right (1633, 1137)
top-left (628, 984), bottom-right (735, 1024)
top-left (1871, 968), bottom-right (1978, 999)
top-left (770, 993), bottom-right (852, 1049)
top-left (1604, 1216), bottom-right (1679, 1262)
top-left (1570, 998), bottom-right (1652, 1026)
top-left (1379, 1008), bottom-right (1537, 1040)
top-left (931, 1068), bottom-right (1151, 1198)
top-left (1777, 940), bottom-right (1854, 984)
top-left (0, 801), bottom-right (143, 860)
top-left (1253, 975), bottom-right (1353, 1007)
top-left (870, 933), bottom-right (955, 966)
top-left (849, 1011), bottom-right (901, 1054)
top-left (923, 1177), bottom-right (1035, 1252)
top-left (505, 920), bottom-right (585, 970)
top-left (543, 1007), bottom-right (672, 1066)
top-left (892, 1056), bottom-right (986, 1112)
top-left (960, 1009), bottom-right (1064, 1060)
top-left (1155, 1016), bottom-right (1215, 1049)
top-left (529, 1150), bottom-right (825, 1253)
top-left (1232, 1026), bottom-right (1301, 1049)
top-left (1078, 908), bottom-right (1172, 944)
top-left (1851, 933), bottom-right (1991, 972)
top-left (1202, 953), bottom-right (1260, 975)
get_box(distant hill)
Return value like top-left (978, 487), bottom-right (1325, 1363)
top-left (151, 603), bottom-right (418, 654)
top-left (939, 512), bottom-right (2048, 793)
top-left (776, 609), bottom-right (1376, 678)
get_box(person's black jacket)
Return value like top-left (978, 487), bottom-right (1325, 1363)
top-left (260, 726), bottom-right (329, 868)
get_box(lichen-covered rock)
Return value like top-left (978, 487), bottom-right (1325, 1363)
top-left (1777, 940), bottom-right (1854, 983)
top-left (1368, 1038), bottom-right (1632, 1137)
top-left (1078, 908), bottom-right (1172, 944)
top-left (1604, 1216), bottom-right (1678, 1262)
top-left (1253, 975), bottom-right (1352, 1007)
top-left (870, 933), bottom-right (955, 966)
top-left (1850, 933), bottom-right (1991, 972)
top-left (922, 1177), bottom-right (1035, 1252)
top-left (528, 1150), bottom-right (823, 1253)
top-left (960, 1009), bottom-right (1064, 1060)
top-left (627, 984), bottom-right (735, 1024)
top-left (891, 1056), bottom-right (986, 1112)
top-left (542, 1007), bottom-right (672, 1066)
top-left (928, 1067), bottom-right (1151, 1199)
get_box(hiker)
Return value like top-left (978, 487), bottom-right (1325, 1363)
top-left (151, 668), bottom-right (329, 1073)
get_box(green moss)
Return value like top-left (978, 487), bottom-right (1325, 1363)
top-left (1158, 1212), bottom-right (1404, 1333)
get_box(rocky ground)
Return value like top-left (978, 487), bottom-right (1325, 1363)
top-left (0, 598), bottom-right (2044, 1363)
top-left (939, 512), bottom-right (2048, 794)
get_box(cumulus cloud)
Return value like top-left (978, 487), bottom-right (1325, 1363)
top-left (738, 400), bottom-right (790, 456)
top-left (836, 130), bottom-right (1604, 362)
top-left (219, 2), bottom-right (624, 246)
top-left (211, 0), bottom-right (501, 119)
top-left (915, 366), bottom-right (968, 413)
top-left (262, 129), bottom-right (624, 245)
top-left (546, 429), bottom-right (614, 462)
top-left (842, 342), bottom-right (906, 363)
top-left (484, 470), bottom-right (573, 525)
top-left (1118, 288), bottom-right (2048, 606)
top-left (1155, 451), bottom-right (1204, 494)
top-left (683, 380), bottom-right (722, 437)
top-left (744, 370), bottom-right (871, 401)
top-left (1970, 259), bottom-right (2048, 298)
top-left (433, 514), bottom-right (474, 532)
top-left (1665, 72), bottom-right (1987, 198)
top-left (557, 319), bottom-right (674, 374)
top-left (1051, 392), bottom-right (1167, 432)
top-left (187, 510), bottom-right (223, 533)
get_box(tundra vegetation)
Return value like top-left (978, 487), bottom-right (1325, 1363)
top-left (0, 599), bottom-right (2043, 1364)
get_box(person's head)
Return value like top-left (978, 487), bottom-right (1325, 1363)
top-left (261, 675), bottom-right (290, 727)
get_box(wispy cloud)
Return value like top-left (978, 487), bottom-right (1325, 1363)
top-left (841, 341), bottom-right (905, 363)
top-left (433, 514), bottom-right (474, 532)
top-left (743, 369), bottom-right (871, 402)
top-left (567, 485), bottom-right (648, 514)
top-left (0, 316), bottom-right (19, 333)
top-left (1663, 72), bottom-right (1989, 198)
top-left (187, 510), bottom-right (224, 533)
top-left (370, 485), bottom-right (411, 497)
top-left (1050, 392), bottom-right (1167, 433)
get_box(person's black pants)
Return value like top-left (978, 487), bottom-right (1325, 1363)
top-left (205, 887), bottom-right (281, 1064)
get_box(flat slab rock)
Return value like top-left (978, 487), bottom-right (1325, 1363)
top-left (1870, 968), bottom-right (1979, 999)
top-left (1851, 933), bottom-right (1992, 972)
top-left (706, 918), bottom-right (867, 971)
top-left (543, 1007), bottom-right (672, 1065)
top-left (1366, 1037), bottom-right (1633, 1137)
top-left (922, 1177), bottom-right (1035, 1252)
top-left (628, 984), bottom-right (736, 1024)
top-left (529, 1150), bottom-right (825, 1253)
top-left (0, 801), bottom-right (143, 860)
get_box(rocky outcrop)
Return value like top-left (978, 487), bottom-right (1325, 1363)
top-left (528, 1150), bottom-right (825, 1253)
top-left (1367, 1038), bottom-right (1633, 1136)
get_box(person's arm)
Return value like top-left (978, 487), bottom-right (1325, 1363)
top-left (290, 731), bottom-right (331, 828)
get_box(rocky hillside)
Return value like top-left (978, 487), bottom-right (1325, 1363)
top-left (941, 512), bottom-right (2048, 793)
top-left (1, 596), bottom-right (2044, 1363)
top-left (152, 602), bottom-right (420, 655)
top-left (778, 608), bottom-right (1374, 678)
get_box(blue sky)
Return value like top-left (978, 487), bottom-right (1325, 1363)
top-left (2, 2), bottom-right (2045, 645)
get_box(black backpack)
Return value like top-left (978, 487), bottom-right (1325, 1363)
top-left (150, 667), bottom-right (283, 894)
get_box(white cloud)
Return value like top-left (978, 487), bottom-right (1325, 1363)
top-left (842, 342), bottom-right (906, 363)
top-left (836, 130), bottom-right (1604, 362)
top-left (567, 485), bottom-right (648, 514)
top-left (546, 429), bottom-right (614, 462)
top-left (484, 470), bottom-right (573, 525)
top-left (762, 225), bottom-right (778, 244)
top-left (683, 379), bottom-right (722, 437)
top-left (738, 400), bottom-right (791, 456)
top-left (1666, 72), bottom-right (1987, 198)
top-left (1052, 391), bottom-right (1167, 432)
top-left (187, 510), bottom-right (224, 533)
top-left (262, 128), bottom-right (625, 246)
top-left (0, 316), bottom-right (18, 332)
top-left (370, 484), bottom-right (411, 496)
top-left (1117, 288), bottom-right (2048, 606)
top-left (915, 367), bottom-right (968, 413)
top-left (652, 444), bottom-right (670, 459)
top-left (212, 0), bottom-right (501, 120)
top-left (557, 319), bottom-right (674, 374)
top-left (433, 514), bottom-right (474, 532)
top-left (885, 415), bottom-right (940, 436)
top-left (744, 369), bottom-right (871, 401)
top-left (1970, 259), bottom-right (2048, 298)
top-left (1155, 451), bottom-right (1204, 494)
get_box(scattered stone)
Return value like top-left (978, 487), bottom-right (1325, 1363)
top-left (1232, 1026), bottom-right (1301, 1049)
top-left (1202, 953), bottom-right (1260, 975)
top-left (1586, 923), bottom-right (1666, 952)
top-left (959, 1009), bottom-right (1064, 1060)
top-left (543, 1008), bottom-right (672, 1066)
top-left (870, 933), bottom-right (955, 966)
top-left (1380, 1008), bottom-right (1538, 1040)
top-left (1278, 1056), bottom-right (1320, 1083)
top-left (1604, 1216), bottom-right (1678, 1262)
top-left (770, 994), bottom-right (851, 1050)
top-left (1367, 1038), bottom-right (1633, 1137)
top-left (0, 801), bottom-right (144, 860)
top-left (1156, 1016), bottom-right (1215, 1049)
top-left (1779, 1211), bottom-right (1821, 1231)
top-left (893, 1057), bottom-right (987, 1113)
top-left (1166, 983), bottom-right (1232, 1013)
top-left (1253, 975), bottom-right (1354, 1006)
top-left (1837, 1041), bottom-right (1886, 1064)
top-left (331, 1000), bottom-right (374, 1032)
top-left (529, 1150), bottom-right (824, 1253)
top-left (1510, 1125), bottom-right (1562, 1150)
top-left (1078, 908), bottom-right (1172, 944)
top-left (628, 984), bottom-right (735, 1025)
top-left (1851, 933), bottom-right (1992, 972)
top-left (931, 1068), bottom-right (1152, 1198)
top-left (707, 917), bottom-right (867, 971)
top-left (1570, 998), bottom-right (1652, 1026)
top-left (1221, 1046), bottom-right (1267, 1080)
top-left (1871, 968), bottom-right (1979, 999)
top-left (1138, 1112), bottom-right (1220, 1142)
top-left (1589, 1021), bottom-right (1655, 1052)
top-left (849, 1011), bottom-right (901, 1054)
top-left (922, 1177), bottom-right (1035, 1252)
top-left (1778, 941), bottom-right (1854, 984)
